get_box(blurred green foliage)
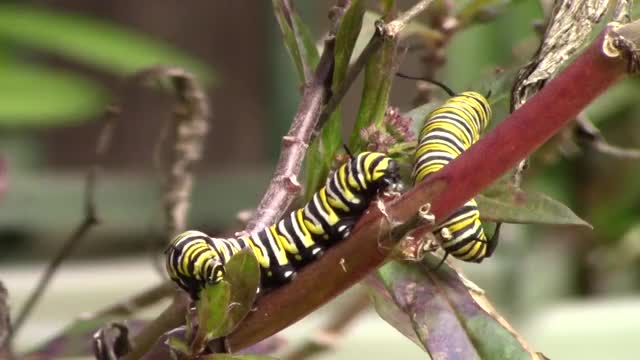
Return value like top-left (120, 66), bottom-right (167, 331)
top-left (0, 4), bottom-right (212, 126)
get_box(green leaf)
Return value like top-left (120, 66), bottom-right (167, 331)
top-left (220, 248), bottom-right (262, 334)
top-left (193, 280), bottom-right (232, 353)
top-left (272, 0), bottom-right (319, 83)
top-left (192, 248), bottom-right (260, 354)
top-left (304, 0), bottom-right (363, 199)
top-left (477, 182), bottom-right (592, 227)
top-left (0, 5), bottom-right (212, 80)
top-left (202, 354), bottom-right (281, 360)
top-left (292, 13), bottom-right (320, 71)
top-left (372, 259), bottom-right (539, 359)
top-left (456, 0), bottom-right (519, 27)
top-left (349, 18), bottom-right (398, 151)
top-left (165, 336), bottom-right (191, 357)
top-left (404, 102), bottom-right (438, 136)
top-left (333, 0), bottom-right (364, 87)
top-left (0, 63), bottom-right (107, 126)
top-left (304, 112), bottom-right (341, 200)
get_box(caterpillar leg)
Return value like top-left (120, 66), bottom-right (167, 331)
top-left (260, 263), bottom-right (297, 291)
top-left (333, 216), bottom-right (359, 239)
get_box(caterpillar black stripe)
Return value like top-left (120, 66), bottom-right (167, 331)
top-left (413, 90), bottom-right (496, 262)
top-left (166, 151), bottom-right (400, 299)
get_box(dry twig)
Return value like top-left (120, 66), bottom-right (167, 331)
top-left (10, 105), bottom-right (115, 340)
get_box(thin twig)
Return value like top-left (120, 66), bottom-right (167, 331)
top-left (383, 0), bottom-right (434, 38)
top-left (90, 281), bottom-right (176, 319)
top-left (0, 282), bottom-right (12, 360)
top-left (575, 112), bottom-right (640, 159)
top-left (244, 5), bottom-right (344, 233)
top-left (284, 289), bottom-right (371, 360)
top-left (9, 106), bottom-right (115, 340)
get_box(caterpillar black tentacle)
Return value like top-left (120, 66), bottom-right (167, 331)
top-left (413, 88), bottom-right (496, 263)
top-left (165, 151), bottom-right (400, 300)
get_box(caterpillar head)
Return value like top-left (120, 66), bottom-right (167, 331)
top-left (165, 230), bottom-right (226, 300)
top-left (359, 151), bottom-right (401, 191)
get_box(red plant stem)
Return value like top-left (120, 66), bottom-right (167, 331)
top-left (418, 30), bottom-right (625, 221)
top-left (226, 27), bottom-right (629, 351)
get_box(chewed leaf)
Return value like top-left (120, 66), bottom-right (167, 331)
top-left (221, 248), bottom-right (261, 334)
top-left (193, 248), bottom-right (260, 352)
top-left (372, 258), bottom-right (541, 360)
top-left (193, 280), bottom-right (232, 353)
top-left (478, 183), bottom-right (592, 227)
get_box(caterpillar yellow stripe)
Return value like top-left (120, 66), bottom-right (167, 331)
top-left (165, 151), bottom-right (400, 299)
top-left (413, 91), bottom-right (497, 263)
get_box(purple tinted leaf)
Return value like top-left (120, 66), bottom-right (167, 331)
top-left (373, 258), bottom-right (540, 359)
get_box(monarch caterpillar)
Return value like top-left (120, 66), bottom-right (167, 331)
top-left (165, 151), bottom-right (400, 299)
top-left (410, 78), bottom-right (497, 263)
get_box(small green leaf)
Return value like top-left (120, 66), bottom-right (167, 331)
top-left (373, 259), bottom-right (539, 359)
top-left (304, 112), bottom-right (341, 200)
top-left (333, 0), bottom-right (364, 86)
top-left (272, 0), bottom-right (319, 83)
top-left (0, 63), bottom-right (106, 126)
top-left (292, 13), bottom-right (320, 72)
top-left (165, 336), bottom-right (191, 357)
top-left (201, 354), bottom-right (281, 360)
top-left (0, 5), bottom-right (212, 79)
top-left (221, 248), bottom-right (261, 334)
top-left (194, 280), bottom-right (232, 353)
top-left (193, 249), bottom-right (260, 351)
top-left (478, 182), bottom-right (592, 227)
